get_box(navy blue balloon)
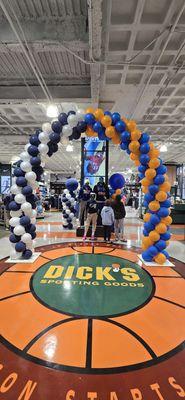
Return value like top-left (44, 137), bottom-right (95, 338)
top-left (77, 121), bottom-right (87, 133)
top-left (160, 199), bottom-right (171, 208)
top-left (150, 214), bottom-right (160, 226)
top-left (15, 241), bottom-right (26, 253)
top-left (67, 110), bottom-right (76, 116)
top-left (29, 135), bottom-right (40, 146)
top-left (140, 143), bottom-right (150, 154)
top-left (142, 250), bottom-right (153, 262)
top-left (31, 232), bottom-right (36, 240)
top-left (157, 207), bottom-right (169, 218)
top-left (120, 142), bottom-right (128, 150)
top-left (155, 240), bottom-right (167, 251)
top-left (115, 120), bottom-right (126, 133)
top-left (72, 127), bottom-right (81, 140)
top-left (140, 154), bottom-right (150, 165)
top-left (111, 112), bottom-right (121, 125)
top-left (138, 165), bottom-right (147, 174)
top-left (26, 224), bottom-right (36, 234)
top-left (16, 177), bottom-right (27, 187)
top-left (68, 223), bottom-right (73, 230)
top-left (35, 129), bottom-right (42, 136)
top-left (84, 113), bottom-right (96, 126)
top-left (149, 185), bottom-right (159, 195)
top-left (28, 145), bottom-right (39, 157)
top-left (109, 173), bottom-right (125, 190)
top-left (93, 121), bottom-right (103, 134)
top-left (162, 250), bottom-right (169, 259)
top-left (67, 217), bottom-right (72, 223)
top-left (49, 132), bottom-right (61, 143)
top-left (22, 249), bottom-right (33, 259)
top-left (121, 131), bottom-right (130, 142)
top-left (160, 231), bottom-right (171, 241)
top-left (32, 166), bottom-right (43, 177)
top-left (14, 167), bottom-right (25, 177)
top-left (154, 174), bottom-right (165, 185)
top-left (63, 213), bottom-right (68, 219)
top-left (58, 112), bottom-right (68, 125)
top-left (156, 165), bottom-right (167, 175)
top-left (20, 216), bottom-right (30, 226)
top-left (47, 148), bottom-right (53, 157)
top-left (148, 245), bottom-right (159, 257)
top-left (30, 156), bottom-right (41, 166)
top-left (9, 234), bottom-right (21, 243)
top-left (50, 143), bottom-right (58, 153)
top-left (51, 121), bottom-right (62, 133)
top-left (66, 178), bottom-right (78, 192)
top-left (66, 201), bottom-right (71, 207)
top-left (62, 198), bottom-right (67, 203)
top-left (139, 133), bottom-right (150, 144)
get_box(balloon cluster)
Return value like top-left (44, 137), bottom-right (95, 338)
top-left (61, 178), bottom-right (78, 229)
top-left (109, 173), bottom-right (125, 199)
top-left (8, 107), bottom-right (171, 263)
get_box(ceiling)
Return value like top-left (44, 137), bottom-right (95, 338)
top-left (0, 0), bottom-right (185, 177)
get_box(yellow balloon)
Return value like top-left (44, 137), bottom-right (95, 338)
top-left (149, 230), bottom-right (160, 242)
top-left (94, 108), bottom-right (104, 121)
top-left (143, 213), bottom-right (151, 222)
top-left (101, 115), bottom-right (112, 128)
top-left (155, 191), bottom-right (167, 202)
top-left (154, 253), bottom-right (166, 265)
top-left (149, 158), bottom-right (160, 169)
top-left (145, 168), bottom-right (156, 180)
top-left (149, 200), bottom-right (160, 211)
top-left (155, 222), bottom-right (167, 234)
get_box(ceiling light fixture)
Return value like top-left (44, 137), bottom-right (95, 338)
top-left (66, 144), bottom-right (73, 152)
top-left (46, 104), bottom-right (58, 118)
top-left (160, 144), bottom-right (167, 152)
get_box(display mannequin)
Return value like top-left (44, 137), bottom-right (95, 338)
top-left (93, 177), bottom-right (109, 224)
top-left (78, 180), bottom-right (92, 225)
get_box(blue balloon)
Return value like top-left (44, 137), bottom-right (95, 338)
top-left (51, 121), bottom-right (62, 133)
top-left (67, 217), bottom-right (72, 223)
top-left (144, 193), bottom-right (154, 203)
top-left (66, 201), bottom-right (71, 207)
top-left (150, 214), bottom-right (160, 226)
top-left (142, 251), bottom-right (153, 262)
top-left (26, 224), bottom-right (36, 234)
top-left (160, 231), bottom-right (171, 241)
top-left (149, 185), bottom-right (159, 195)
top-left (104, 111), bottom-right (112, 117)
top-left (32, 166), bottom-right (44, 177)
top-left (115, 120), bottom-right (126, 133)
top-left (67, 110), bottom-right (76, 116)
top-left (49, 132), bottom-right (61, 143)
top-left (93, 121), bottom-right (103, 134)
top-left (77, 121), bottom-right (87, 133)
top-left (138, 165), bottom-right (147, 174)
top-left (138, 173), bottom-right (145, 180)
top-left (139, 133), bottom-right (150, 144)
top-left (20, 216), bottom-right (31, 226)
top-left (14, 167), bottom-right (25, 177)
top-left (58, 112), bottom-right (68, 125)
top-left (162, 250), bottom-right (169, 259)
top-left (9, 201), bottom-right (20, 211)
top-left (143, 229), bottom-right (148, 236)
top-left (29, 135), bottom-right (40, 146)
top-left (111, 112), bottom-right (121, 125)
top-left (156, 240), bottom-right (167, 251)
top-left (140, 154), bottom-right (150, 165)
top-left (160, 199), bottom-right (171, 208)
top-left (157, 207), bottom-right (169, 218)
top-left (31, 232), bottom-right (36, 240)
top-left (35, 129), bottom-right (42, 136)
top-left (16, 177), bottom-right (27, 187)
top-left (140, 143), bottom-right (150, 154)
top-left (121, 131), bottom-right (130, 142)
top-left (84, 113), bottom-right (96, 126)
top-left (144, 222), bottom-right (155, 232)
top-left (49, 143), bottom-right (58, 153)
top-left (148, 245), bottom-right (159, 257)
top-left (98, 130), bottom-right (108, 141)
top-left (120, 142), bottom-right (128, 150)
top-left (30, 156), bottom-right (41, 166)
top-left (156, 165), bottom-right (167, 175)
top-left (63, 213), bottom-right (68, 219)
top-left (9, 234), bottom-right (21, 243)
top-left (109, 173), bottom-right (125, 190)
top-left (28, 145), bottom-right (39, 157)
top-left (15, 241), bottom-right (26, 253)
top-left (68, 223), bottom-right (73, 230)
top-left (126, 148), bottom-right (131, 155)
top-left (22, 249), bottom-right (33, 259)
top-left (66, 178), bottom-right (78, 192)
top-left (154, 175), bottom-right (165, 185)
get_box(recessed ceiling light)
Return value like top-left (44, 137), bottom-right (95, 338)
top-left (66, 144), bottom-right (73, 152)
top-left (46, 104), bottom-right (58, 118)
top-left (160, 144), bottom-right (167, 152)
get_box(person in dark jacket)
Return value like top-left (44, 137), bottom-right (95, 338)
top-left (78, 181), bottom-right (92, 225)
top-left (83, 193), bottom-right (98, 241)
top-left (112, 195), bottom-right (127, 242)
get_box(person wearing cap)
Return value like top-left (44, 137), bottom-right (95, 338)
top-left (83, 192), bottom-right (98, 241)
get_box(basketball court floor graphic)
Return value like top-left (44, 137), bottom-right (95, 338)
top-left (0, 242), bottom-right (184, 399)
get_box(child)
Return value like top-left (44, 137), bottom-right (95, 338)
top-left (83, 193), bottom-right (98, 241)
top-left (101, 199), bottom-right (114, 242)
top-left (112, 195), bottom-right (126, 242)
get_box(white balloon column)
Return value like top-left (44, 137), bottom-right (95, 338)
top-left (61, 179), bottom-right (78, 230)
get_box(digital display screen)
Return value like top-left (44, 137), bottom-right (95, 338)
top-left (0, 165), bottom-right (11, 194)
top-left (83, 138), bottom-right (106, 186)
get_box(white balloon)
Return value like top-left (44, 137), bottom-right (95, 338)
top-left (76, 108), bottom-right (85, 120)
top-left (31, 209), bottom-right (37, 218)
top-left (63, 205), bottom-right (66, 210)
top-left (20, 161), bottom-right (32, 173)
top-left (62, 125), bottom-right (73, 137)
top-left (39, 131), bottom-right (49, 144)
top-left (9, 217), bottom-right (20, 227)
top-left (66, 209), bottom-right (70, 215)
top-left (42, 122), bottom-right (51, 133)
top-left (66, 193), bottom-right (71, 199)
top-left (20, 151), bottom-right (30, 161)
top-left (10, 210), bottom-right (22, 218)
top-left (10, 249), bottom-right (22, 260)
top-left (64, 189), bottom-right (68, 194)
top-left (21, 233), bottom-right (32, 243)
top-left (31, 217), bottom-right (36, 224)
top-left (10, 184), bottom-right (21, 195)
top-left (69, 212), bottom-right (74, 218)
top-left (14, 225), bottom-right (25, 236)
top-left (25, 171), bottom-right (36, 182)
top-left (67, 114), bottom-right (78, 127)
top-left (70, 198), bottom-right (75, 204)
top-left (38, 143), bottom-right (49, 155)
top-left (14, 193), bottom-right (26, 204)
top-left (21, 202), bottom-right (32, 216)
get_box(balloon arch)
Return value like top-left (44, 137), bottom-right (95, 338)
top-left (9, 107), bottom-right (172, 264)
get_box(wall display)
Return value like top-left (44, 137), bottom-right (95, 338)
top-left (82, 137), bottom-right (108, 186)
top-left (8, 108), bottom-right (172, 263)
top-left (0, 164), bottom-right (11, 194)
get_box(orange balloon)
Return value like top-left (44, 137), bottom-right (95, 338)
top-left (105, 126), bottom-right (116, 138)
top-left (131, 129), bottom-right (141, 141)
top-left (134, 159), bottom-right (140, 167)
top-left (94, 108), bottom-right (104, 121)
top-left (130, 153), bottom-right (139, 161)
top-left (149, 200), bottom-right (160, 211)
top-left (149, 158), bottom-right (160, 169)
top-left (142, 186), bottom-right (148, 194)
top-left (149, 148), bottom-right (160, 159)
top-left (127, 120), bottom-right (137, 132)
top-left (149, 142), bottom-right (155, 150)
top-left (121, 117), bottom-right (128, 124)
top-left (141, 177), bottom-right (152, 187)
top-left (166, 241), bottom-right (170, 247)
top-left (129, 140), bottom-right (140, 153)
top-left (161, 216), bottom-right (172, 225)
top-left (149, 230), bottom-right (160, 242)
top-left (145, 168), bottom-right (156, 180)
top-left (142, 237), bottom-right (153, 248)
top-left (154, 253), bottom-right (166, 265)
top-left (101, 115), bottom-right (112, 128)
top-left (155, 222), bottom-right (167, 234)
top-left (143, 213), bottom-right (151, 222)
top-left (86, 126), bottom-right (97, 137)
top-left (159, 181), bottom-right (171, 192)
top-left (86, 107), bottom-right (94, 114)
top-left (112, 133), bottom-right (121, 144)
top-left (155, 191), bottom-right (167, 202)
top-left (116, 189), bottom-right (121, 195)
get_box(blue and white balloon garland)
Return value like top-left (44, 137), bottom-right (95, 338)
top-left (61, 178), bottom-right (78, 230)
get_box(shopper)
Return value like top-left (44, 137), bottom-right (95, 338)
top-left (101, 199), bottom-right (115, 242)
top-left (78, 180), bottom-right (92, 226)
top-left (3, 194), bottom-right (11, 231)
top-left (112, 195), bottom-right (127, 242)
top-left (83, 193), bottom-right (98, 241)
